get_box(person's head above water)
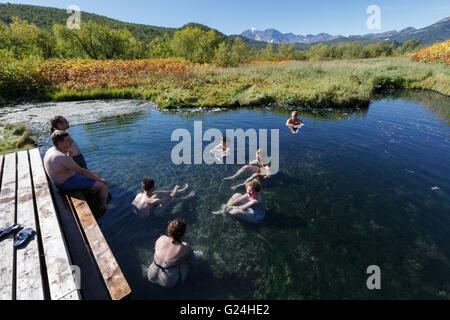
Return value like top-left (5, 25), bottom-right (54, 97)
top-left (292, 111), bottom-right (298, 119)
top-left (51, 130), bottom-right (73, 151)
top-left (142, 178), bottom-right (155, 194)
top-left (245, 179), bottom-right (261, 197)
top-left (167, 218), bottom-right (187, 243)
top-left (256, 149), bottom-right (270, 165)
top-left (50, 116), bottom-right (69, 134)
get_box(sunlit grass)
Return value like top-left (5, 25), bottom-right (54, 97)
top-left (2, 56), bottom-right (449, 108)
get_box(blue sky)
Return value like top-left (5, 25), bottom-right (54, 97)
top-left (3, 0), bottom-right (450, 36)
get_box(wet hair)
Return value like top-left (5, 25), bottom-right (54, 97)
top-left (142, 178), bottom-right (155, 192)
top-left (50, 116), bottom-right (66, 134)
top-left (292, 111), bottom-right (298, 117)
top-left (245, 179), bottom-right (261, 193)
top-left (51, 130), bottom-right (69, 147)
top-left (167, 218), bottom-right (187, 243)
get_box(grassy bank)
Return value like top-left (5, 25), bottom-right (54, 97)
top-left (1, 56), bottom-right (449, 109)
top-left (17, 57), bottom-right (450, 108)
top-left (0, 123), bottom-right (36, 155)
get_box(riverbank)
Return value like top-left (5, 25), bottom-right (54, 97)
top-left (0, 100), bottom-right (158, 149)
top-left (1, 57), bottom-right (449, 109)
top-left (0, 123), bottom-right (36, 155)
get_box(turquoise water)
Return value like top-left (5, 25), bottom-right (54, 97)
top-left (40, 92), bottom-right (450, 299)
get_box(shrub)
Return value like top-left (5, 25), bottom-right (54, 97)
top-left (412, 40), bottom-right (450, 64)
top-left (15, 130), bottom-right (35, 148)
top-left (12, 124), bottom-right (26, 135)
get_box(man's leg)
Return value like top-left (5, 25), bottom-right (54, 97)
top-left (224, 165), bottom-right (257, 180)
top-left (231, 173), bottom-right (260, 190)
top-left (90, 181), bottom-right (109, 209)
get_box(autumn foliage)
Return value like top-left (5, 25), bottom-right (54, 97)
top-left (38, 58), bottom-right (192, 90)
top-left (412, 40), bottom-right (450, 64)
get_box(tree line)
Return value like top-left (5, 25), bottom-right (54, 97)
top-left (0, 17), bottom-right (423, 67)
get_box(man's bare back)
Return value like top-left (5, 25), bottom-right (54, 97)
top-left (132, 192), bottom-right (160, 217)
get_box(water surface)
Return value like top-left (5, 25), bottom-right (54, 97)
top-left (40, 92), bottom-right (450, 299)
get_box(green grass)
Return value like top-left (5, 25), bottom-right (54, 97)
top-left (0, 123), bottom-right (36, 155)
top-left (45, 57), bottom-right (449, 109)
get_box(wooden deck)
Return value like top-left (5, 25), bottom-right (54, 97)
top-left (0, 149), bottom-right (80, 300)
top-left (0, 148), bottom-right (131, 300)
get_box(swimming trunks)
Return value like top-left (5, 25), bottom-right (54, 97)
top-left (73, 153), bottom-right (88, 169)
top-left (57, 173), bottom-right (96, 193)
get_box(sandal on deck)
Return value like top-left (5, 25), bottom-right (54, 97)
top-left (13, 228), bottom-right (34, 248)
top-left (0, 224), bottom-right (22, 239)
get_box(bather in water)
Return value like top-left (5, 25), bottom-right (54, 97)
top-left (132, 178), bottom-right (194, 218)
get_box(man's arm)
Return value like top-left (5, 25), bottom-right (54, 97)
top-left (210, 143), bottom-right (221, 152)
top-left (62, 156), bottom-right (107, 184)
top-left (234, 199), bottom-right (257, 211)
top-left (293, 120), bottom-right (304, 128)
top-left (146, 197), bottom-right (161, 208)
top-left (229, 194), bottom-right (248, 206)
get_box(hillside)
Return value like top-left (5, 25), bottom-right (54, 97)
top-left (0, 2), bottom-right (269, 49)
top-left (0, 3), bottom-right (176, 44)
top-left (390, 17), bottom-right (450, 45)
top-left (0, 3), bottom-right (408, 51)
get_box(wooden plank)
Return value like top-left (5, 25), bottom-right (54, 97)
top-left (70, 192), bottom-right (131, 300)
top-left (0, 154), bottom-right (3, 183)
top-left (50, 181), bottom-right (109, 299)
top-left (28, 148), bottom-right (80, 300)
top-left (15, 151), bottom-right (44, 300)
top-left (0, 153), bottom-right (16, 300)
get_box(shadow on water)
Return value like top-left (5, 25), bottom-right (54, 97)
top-left (161, 104), bottom-right (370, 122)
top-left (372, 90), bottom-right (450, 123)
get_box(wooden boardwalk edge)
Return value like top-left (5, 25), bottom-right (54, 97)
top-left (29, 149), bottom-right (81, 300)
top-left (50, 182), bottom-right (110, 299)
top-left (0, 153), bottom-right (17, 300)
top-left (69, 192), bottom-right (131, 300)
top-left (1, 148), bottom-right (131, 300)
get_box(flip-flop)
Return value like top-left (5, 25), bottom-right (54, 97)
top-left (13, 228), bottom-right (34, 248)
top-left (0, 224), bottom-right (22, 239)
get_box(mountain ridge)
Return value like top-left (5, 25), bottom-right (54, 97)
top-left (241, 16), bottom-right (450, 45)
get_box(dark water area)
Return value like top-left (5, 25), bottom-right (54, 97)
top-left (40, 92), bottom-right (450, 299)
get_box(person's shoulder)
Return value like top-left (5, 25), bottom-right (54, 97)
top-left (44, 146), bottom-right (56, 155)
top-left (45, 147), bottom-right (64, 160)
top-left (158, 235), bottom-right (169, 242)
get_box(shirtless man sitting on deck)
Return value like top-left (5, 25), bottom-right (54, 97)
top-left (286, 111), bottom-right (304, 133)
top-left (50, 116), bottom-right (88, 169)
top-left (44, 130), bottom-right (109, 211)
